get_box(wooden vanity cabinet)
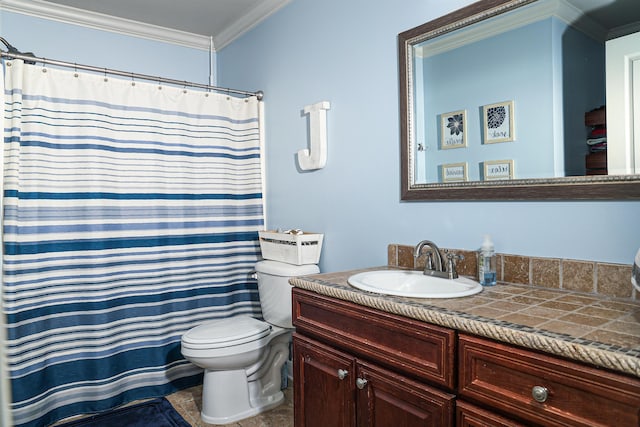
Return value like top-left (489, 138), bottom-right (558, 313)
top-left (292, 288), bottom-right (455, 427)
top-left (292, 287), bottom-right (640, 427)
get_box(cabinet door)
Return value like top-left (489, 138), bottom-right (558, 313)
top-left (356, 360), bottom-right (454, 427)
top-left (293, 333), bottom-right (356, 427)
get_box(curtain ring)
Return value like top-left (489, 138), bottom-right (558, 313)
top-left (41, 59), bottom-right (47, 73)
top-left (130, 72), bottom-right (135, 86)
top-left (103, 68), bottom-right (108, 82)
top-left (158, 77), bottom-right (162, 90)
top-left (73, 63), bottom-right (78, 78)
top-left (183, 81), bottom-right (188, 94)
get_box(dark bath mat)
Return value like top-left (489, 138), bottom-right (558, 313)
top-left (55, 398), bottom-right (190, 427)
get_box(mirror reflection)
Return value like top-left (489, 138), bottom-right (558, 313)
top-left (407, 0), bottom-right (640, 186)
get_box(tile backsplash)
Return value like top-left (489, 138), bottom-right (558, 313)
top-left (388, 244), bottom-right (635, 301)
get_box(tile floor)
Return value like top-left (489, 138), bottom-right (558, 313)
top-left (52, 384), bottom-right (293, 427)
top-left (167, 384), bottom-right (294, 427)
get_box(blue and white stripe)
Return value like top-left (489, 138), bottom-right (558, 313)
top-left (2, 60), bottom-right (264, 427)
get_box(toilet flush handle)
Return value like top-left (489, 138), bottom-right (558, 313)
top-left (250, 271), bottom-right (257, 280)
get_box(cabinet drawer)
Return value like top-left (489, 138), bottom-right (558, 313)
top-left (459, 334), bottom-right (640, 426)
top-left (456, 400), bottom-right (525, 427)
top-left (292, 288), bottom-right (456, 390)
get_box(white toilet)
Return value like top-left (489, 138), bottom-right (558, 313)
top-left (181, 260), bottom-right (319, 424)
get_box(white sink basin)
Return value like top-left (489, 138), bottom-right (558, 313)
top-left (347, 270), bottom-right (482, 298)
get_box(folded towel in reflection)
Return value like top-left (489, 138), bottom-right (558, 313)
top-left (633, 248), bottom-right (640, 292)
top-left (587, 137), bottom-right (607, 145)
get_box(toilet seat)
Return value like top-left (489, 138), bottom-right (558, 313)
top-left (182, 317), bottom-right (272, 349)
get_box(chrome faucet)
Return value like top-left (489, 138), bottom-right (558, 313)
top-left (414, 240), bottom-right (465, 280)
top-left (413, 240), bottom-right (447, 278)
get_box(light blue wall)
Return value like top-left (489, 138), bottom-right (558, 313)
top-left (218, 0), bottom-right (640, 271)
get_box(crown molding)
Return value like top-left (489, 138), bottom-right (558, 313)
top-left (0, 0), bottom-right (212, 51)
top-left (416, 0), bottom-right (607, 58)
top-left (213, 0), bottom-right (291, 50)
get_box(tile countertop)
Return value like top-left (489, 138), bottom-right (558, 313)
top-left (290, 267), bottom-right (640, 378)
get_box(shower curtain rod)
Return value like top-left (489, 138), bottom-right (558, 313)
top-left (0, 51), bottom-right (264, 100)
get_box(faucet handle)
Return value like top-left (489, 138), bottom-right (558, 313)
top-left (445, 251), bottom-right (464, 261)
top-left (444, 250), bottom-right (464, 279)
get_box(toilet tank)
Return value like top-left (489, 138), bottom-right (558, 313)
top-left (255, 260), bottom-right (319, 328)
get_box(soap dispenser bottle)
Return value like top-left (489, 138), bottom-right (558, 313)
top-left (478, 235), bottom-right (497, 286)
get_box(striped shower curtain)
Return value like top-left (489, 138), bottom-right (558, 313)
top-left (1, 59), bottom-right (265, 427)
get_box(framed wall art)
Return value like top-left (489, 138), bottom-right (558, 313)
top-left (483, 100), bottom-right (514, 144)
top-left (483, 159), bottom-right (514, 180)
top-left (441, 162), bottom-right (468, 182)
top-left (440, 110), bottom-right (467, 149)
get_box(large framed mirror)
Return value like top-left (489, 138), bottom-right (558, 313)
top-left (399, 0), bottom-right (640, 200)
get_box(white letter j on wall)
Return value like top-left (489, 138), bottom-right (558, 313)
top-left (297, 101), bottom-right (330, 171)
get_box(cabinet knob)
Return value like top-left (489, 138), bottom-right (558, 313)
top-left (337, 369), bottom-right (348, 380)
top-left (356, 378), bottom-right (368, 390)
top-left (532, 385), bottom-right (549, 403)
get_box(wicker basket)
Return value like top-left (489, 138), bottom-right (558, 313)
top-left (258, 230), bottom-right (323, 265)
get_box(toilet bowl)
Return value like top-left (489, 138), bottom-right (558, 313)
top-left (181, 260), bottom-right (319, 424)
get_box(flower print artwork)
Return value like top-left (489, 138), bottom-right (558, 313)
top-left (486, 106), bottom-right (505, 129)
top-left (447, 114), bottom-right (464, 136)
top-left (440, 110), bottom-right (467, 149)
top-left (483, 101), bottom-right (515, 143)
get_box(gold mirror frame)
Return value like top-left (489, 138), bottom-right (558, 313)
top-left (399, 0), bottom-right (640, 200)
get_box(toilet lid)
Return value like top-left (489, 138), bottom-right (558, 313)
top-left (182, 316), bottom-right (272, 348)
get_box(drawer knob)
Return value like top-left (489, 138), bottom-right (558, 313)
top-left (532, 385), bottom-right (549, 403)
top-left (356, 378), bottom-right (368, 389)
top-left (337, 369), bottom-right (348, 380)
